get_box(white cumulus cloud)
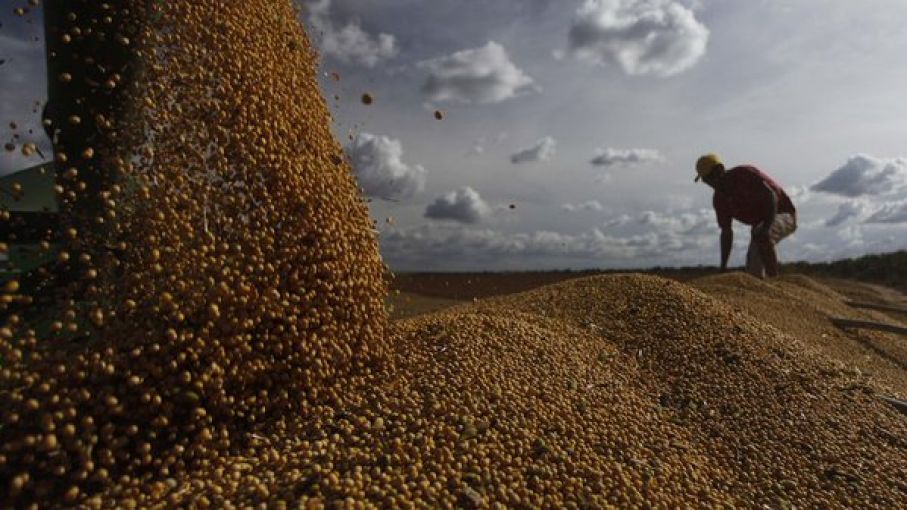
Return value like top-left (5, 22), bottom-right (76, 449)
top-left (562, 200), bottom-right (605, 212)
top-left (424, 186), bottom-right (492, 224)
top-left (590, 147), bottom-right (664, 167)
top-left (837, 224), bottom-right (864, 247)
top-left (510, 136), bottom-right (557, 164)
top-left (603, 213), bottom-right (632, 227)
top-left (382, 224), bottom-right (661, 265)
top-left (825, 201), bottom-right (871, 227)
top-left (865, 199), bottom-right (907, 224)
top-left (638, 208), bottom-right (714, 235)
top-left (418, 41), bottom-right (538, 104)
top-left (787, 185), bottom-right (812, 204)
top-left (306, 0), bottom-right (399, 68)
top-left (812, 154), bottom-right (907, 197)
top-left (566, 0), bottom-right (709, 77)
top-left (346, 133), bottom-right (426, 200)
top-left (379, 215), bottom-right (718, 271)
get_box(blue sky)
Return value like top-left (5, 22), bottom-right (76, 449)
top-left (3, 0), bottom-right (906, 271)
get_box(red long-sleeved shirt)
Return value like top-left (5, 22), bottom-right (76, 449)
top-left (713, 165), bottom-right (795, 229)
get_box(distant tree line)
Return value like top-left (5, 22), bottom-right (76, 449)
top-left (785, 250), bottom-right (907, 293)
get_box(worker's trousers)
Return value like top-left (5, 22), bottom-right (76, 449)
top-left (746, 213), bottom-right (797, 278)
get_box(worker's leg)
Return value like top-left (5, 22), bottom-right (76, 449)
top-left (756, 237), bottom-right (780, 277)
top-left (763, 213), bottom-right (797, 277)
top-left (746, 238), bottom-right (766, 278)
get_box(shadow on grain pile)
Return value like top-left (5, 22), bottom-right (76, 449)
top-left (693, 272), bottom-right (907, 393)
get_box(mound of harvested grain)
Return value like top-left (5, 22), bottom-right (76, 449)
top-left (87, 274), bottom-right (907, 508)
top-left (68, 308), bottom-right (710, 507)
top-left (479, 274), bottom-right (907, 507)
top-left (694, 272), bottom-right (907, 393)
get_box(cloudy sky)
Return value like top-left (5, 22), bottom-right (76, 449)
top-left (3, 0), bottom-right (907, 271)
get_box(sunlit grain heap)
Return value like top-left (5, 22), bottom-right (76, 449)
top-left (1, 1), bottom-right (905, 509)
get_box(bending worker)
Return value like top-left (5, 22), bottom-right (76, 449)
top-left (695, 154), bottom-right (797, 278)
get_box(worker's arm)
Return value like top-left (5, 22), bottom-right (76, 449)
top-left (753, 182), bottom-right (778, 240)
top-left (720, 227), bottom-right (733, 271)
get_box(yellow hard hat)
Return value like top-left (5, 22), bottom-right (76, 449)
top-left (695, 153), bottom-right (721, 182)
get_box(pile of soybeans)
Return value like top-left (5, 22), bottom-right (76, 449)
top-left (1, 1), bottom-right (905, 508)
